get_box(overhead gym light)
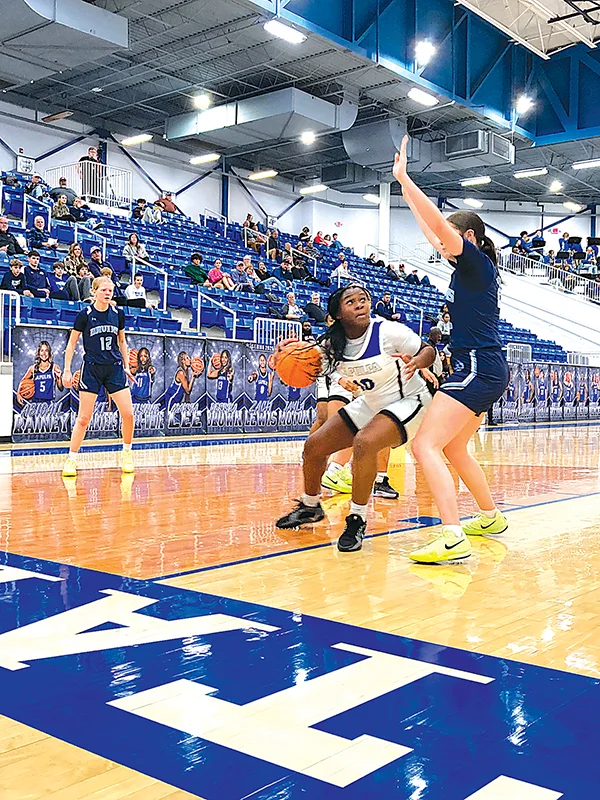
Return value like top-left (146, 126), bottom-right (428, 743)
top-left (514, 167), bottom-right (548, 179)
top-left (189, 153), bottom-right (221, 165)
top-left (515, 95), bottom-right (534, 116)
top-left (464, 198), bottom-right (483, 209)
top-left (407, 87), bottom-right (438, 107)
top-left (563, 201), bottom-right (582, 213)
top-left (572, 159), bottom-right (600, 170)
top-left (121, 134), bottom-right (153, 146)
top-left (415, 40), bottom-right (436, 67)
top-left (264, 19), bottom-right (306, 44)
top-left (363, 194), bottom-right (381, 204)
top-left (549, 180), bottom-right (563, 192)
top-left (248, 169), bottom-right (278, 181)
top-left (460, 176), bottom-right (491, 187)
top-left (301, 131), bottom-right (316, 145)
top-left (299, 184), bottom-right (328, 195)
top-left (193, 94), bottom-right (212, 110)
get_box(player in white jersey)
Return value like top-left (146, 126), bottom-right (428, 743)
top-left (276, 284), bottom-right (435, 551)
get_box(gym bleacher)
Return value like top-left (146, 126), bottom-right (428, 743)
top-left (0, 174), bottom-right (568, 363)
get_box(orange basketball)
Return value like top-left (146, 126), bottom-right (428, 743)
top-left (191, 356), bottom-right (204, 375)
top-left (129, 349), bottom-right (139, 371)
top-left (275, 342), bottom-right (322, 388)
top-left (73, 370), bottom-right (81, 390)
top-left (18, 378), bottom-right (35, 400)
top-left (211, 352), bottom-right (222, 369)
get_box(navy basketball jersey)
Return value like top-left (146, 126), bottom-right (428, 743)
top-left (551, 381), bottom-right (561, 402)
top-left (216, 372), bottom-right (232, 402)
top-left (537, 377), bottom-right (547, 402)
top-left (32, 367), bottom-right (55, 402)
top-left (591, 379), bottom-right (600, 403)
top-left (523, 381), bottom-right (534, 403)
top-left (132, 370), bottom-right (152, 402)
top-left (255, 371), bottom-right (270, 401)
top-left (446, 239), bottom-right (502, 351)
top-left (74, 305), bottom-right (125, 365)
top-left (563, 380), bottom-right (575, 403)
top-left (506, 382), bottom-right (515, 402)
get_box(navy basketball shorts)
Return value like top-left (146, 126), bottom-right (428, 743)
top-left (79, 361), bottom-right (128, 395)
top-left (440, 348), bottom-right (509, 415)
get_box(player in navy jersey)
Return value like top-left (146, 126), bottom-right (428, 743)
top-left (207, 349), bottom-right (234, 402)
top-left (522, 369), bottom-right (534, 405)
top-left (61, 276), bottom-right (135, 477)
top-left (535, 367), bottom-right (547, 404)
top-left (591, 373), bottom-right (600, 404)
top-left (17, 340), bottom-right (63, 405)
top-left (550, 370), bottom-right (562, 404)
top-left (393, 135), bottom-right (510, 563)
top-left (130, 347), bottom-right (155, 403)
top-left (247, 354), bottom-right (273, 401)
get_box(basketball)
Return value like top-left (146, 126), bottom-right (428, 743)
top-left (129, 349), bottom-right (139, 371)
top-left (191, 356), bottom-right (204, 375)
top-left (211, 352), bottom-right (222, 369)
top-left (18, 378), bottom-right (35, 400)
top-left (275, 342), bottom-right (322, 388)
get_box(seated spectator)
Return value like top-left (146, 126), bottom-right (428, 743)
top-left (406, 268), bottom-right (430, 286)
top-left (245, 223), bottom-right (266, 254)
top-left (207, 259), bottom-right (234, 290)
top-left (267, 229), bottom-right (281, 261)
top-left (70, 197), bottom-right (102, 229)
top-left (375, 291), bottom-right (405, 322)
top-left (282, 291), bottom-right (302, 320)
top-left (71, 263), bottom-right (92, 301)
top-left (232, 261), bottom-right (253, 292)
top-left (88, 246), bottom-right (111, 277)
top-left (132, 198), bottom-right (147, 221)
top-left (24, 251), bottom-right (50, 298)
top-left (123, 232), bottom-right (150, 264)
top-left (243, 213), bottom-right (254, 228)
top-left (367, 252), bottom-right (386, 269)
top-left (184, 252), bottom-right (208, 284)
top-left (437, 303), bottom-right (449, 323)
top-left (155, 192), bottom-right (178, 214)
top-left (302, 320), bottom-right (317, 343)
top-left (298, 226), bottom-right (311, 243)
top-left (330, 232), bottom-right (343, 250)
top-left (330, 259), bottom-right (354, 283)
top-left (275, 259), bottom-right (294, 285)
top-left (48, 262), bottom-right (71, 301)
top-left (27, 215), bottom-right (57, 252)
top-left (51, 194), bottom-right (76, 222)
top-left (1, 259), bottom-right (33, 296)
top-left (544, 249), bottom-right (556, 266)
top-left (514, 230), bottom-right (531, 255)
top-left (63, 242), bottom-right (88, 275)
top-left (439, 312), bottom-right (453, 343)
top-left (25, 174), bottom-right (45, 200)
top-left (313, 231), bottom-right (326, 245)
top-left (49, 177), bottom-right (76, 205)
top-left (304, 238), bottom-right (320, 262)
top-left (0, 216), bottom-right (26, 255)
top-left (124, 274), bottom-right (150, 308)
top-left (254, 260), bottom-right (284, 294)
top-left (303, 291), bottom-right (327, 323)
top-left (323, 234), bottom-right (332, 246)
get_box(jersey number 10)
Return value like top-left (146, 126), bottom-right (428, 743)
top-left (353, 378), bottom-right (375, 391)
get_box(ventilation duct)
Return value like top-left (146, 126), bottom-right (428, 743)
top-left (342, 119), bottom-right (407, 171)
top-left (0, 0), bottom-right (128, 86)
top-left (444, 131), bottom-right (515, 168)
top-left (321, 162), bottom-right (379, 189)
top-left (165, 88), bottom-right (358, 147)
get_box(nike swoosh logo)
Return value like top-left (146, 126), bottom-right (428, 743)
top-left (445, 539), bottom-right (466, 550)
top-left (479, 520), bottom-right (496, 529)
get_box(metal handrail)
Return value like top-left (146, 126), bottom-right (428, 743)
top-left (74, 223), bottom-right (107, 260)
top-left (282, 242), bottom-right (318, 278)
top-left (0, 290), bottom-right (21, 363)
top-left (130, 255), bottom-right (168, 311)
top-left (203, 207), bottom-right (228, 238)
top-left (499, 251), bottom-right (600, 305)
top-left (197, 289), bottom-right (237, 340)
top-left (23, 195), bottom-right (53, 230)
top-left (392, 295), bottom-right (425, 336)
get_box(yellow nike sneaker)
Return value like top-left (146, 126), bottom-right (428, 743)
top-left (121, 450), bottom-right (135, 474)
top-left (62, 456), bottom-right (77, 478)
top-left (409, 528), bottom-right (472, 564)
top-left (321, 468), bottom-right (352, 494)
top-left (462, 510), bottom-right (508, 537)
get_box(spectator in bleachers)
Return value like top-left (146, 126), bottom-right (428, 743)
top-left (1, 259), bottom-right (33, 296)
top-left (330, 232), bottom-right (343, 250)
top-left (253, 260), bottom-right (284, 294)
top-left (276, 259), bottom-right (294, 285)
top-left (63, 242), bottom-right (87, 276)
top-left (314, 231), bottom-right (326, 245)
top-left (583, 247), bottom-right (597, 274)
top-left (78, 146), bottom-right (101, 202)
top-left (515, 231), bottom-right (531, 255)
top-left (155, 192), bottom-right (178, 215)
top-left (245, 222), bottom-right (266, 254)
top-left (291, 243), bottom-right (311, 280)
top-left (304, 238), bottom-right (320, 263)
top-left (298, 226), bottom-right (311, 243)
top-left (330, 259), bottom-right (355, 284)
top-left (439, 312), bottom-right (452, 343)
top-left (304, 292), bottom-right (327, 323)
top-left (544, 249), bottom-right (556, 266)
top-left (125, 274), bottom-right (150, 308)
top-left (184, 252), bottom-right (208, 284)
top-left (72, 263), bottom-right (92, 301)
top-left (24, 251), bottom-right (50, 298)
top-left (559, 231), bottom-right (570, 252)
top-left (207, 259), bottom-right (234, 290)
top-left (323, 234), bottom-right (332, 246)
top-left (88, 246), bottom-right (112, 277)
top-left (27, 215), bottom-right (56, 253)
top-left (406, 268), bottom-right (431, 286)
top-left (123, 232), bottom-right (150, 265)
top-left (282, 291), bottom-right (302, 320)
top-left (375, 291), bottom-right (405, 322)
top-left (70, 197), bottom-right (101, 229)
top-left (25, 174), bottom-right (44, 200)
top-left (232, 261), bottom-right (253, 292)
top-left (48, 262), bottom-right (71, 301)
top-left (437, 303), bottom-right (449, 323)
top-left (0, 216), bottom-right (26, 255)
top-left (267, 229), bottom-right (281, 261)
top-left (302, 321), bottom-right (317, 343)
top-left (49, 177), bottom-right (76, 205)
top-left (51, 194), bottom-right (76, 223)
top-left (243, 213), bottom-right (254, 228)
top-left (367, 252), bottom-right (386, 269)
top-left (132, 198), bottom-right (146, 221)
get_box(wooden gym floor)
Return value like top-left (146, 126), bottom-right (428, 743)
top-left (0, 421), bottom-right (599, 799)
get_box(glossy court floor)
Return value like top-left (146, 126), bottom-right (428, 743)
top-left (1, 421), bottom-right (599, 799)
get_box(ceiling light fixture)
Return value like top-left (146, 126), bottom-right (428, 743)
top-left (572, 159), bottom-right (600, 170)
top-left (407, 87), bottom-right (438, 107)
top-left (264, 19), bottom-right (306, 44)
top-left (121, 133), bottom-right (153, 146)
top-left (415, 40), bottom-right (437, 67)
top-left (189, 153), bottom-right (221, 165)
top-left (193, 93), bottom-right (211, 110)
top-left (464, 198), bottom-right (484, 209)
top-left (515, 95), bottom-right (534, 116)
top-left (91, 87), bottom-right (102, 93)
top-left (460, 176), bottom-right (491, 187)
top-left (549, 179), bottom-right (563, 192)
top-left (363, 194), bottom-right (381, 204)
top-left (514, 167), bottom-right (548, 179)
top-left (563, 201), bottom-right (582, 213)
top-left (248, 169), bottom-right (278, 181)
top-left (299, 184), bottom-right (328, 195)
top-left (300, 130), bottom-right (316, 145)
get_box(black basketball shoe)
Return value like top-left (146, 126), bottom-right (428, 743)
top-left (276, 500), bottom-right (325, 529)
top-left (337, 514), bottom-right (367, 552)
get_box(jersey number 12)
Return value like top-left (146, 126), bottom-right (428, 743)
top-left (99, 336), bottom-right (112, 351)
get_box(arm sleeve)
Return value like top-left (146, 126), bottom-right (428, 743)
top-left (73, 310), bottom-right (88, 333)
top-left (381, 320), bottom-right (423, 357)
top-left (453, 238), bottom-right (494, 290)
top-left (117, 308), bottom-right (125, 330)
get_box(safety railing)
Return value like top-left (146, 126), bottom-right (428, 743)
top-left (567, 352), bottom-right (600, 366)
top-left (284, 243), bottom-right (318, 278)
top-left (22, 195), bottom-right (53, 231)
top-left (336, 272), bottom-right (365, 288)
top-left (499, 251), bottom-right (600, 305)
top-left (392, 296), bottom-right (425, 336)
top-left (74, 224), bottom-right (107, 260)
top-left (253, 317), bottom-right (301, 347)
top-left (130, 256), bottom-right (168, 312)
top-left (202, 208), bottom-right (228, 238)
top-left (44, 163), bottom-right (132, 209)
top-left (197, 290), bottom-right (237, 340)
top-left (0, 290), bottom-right (21, 363)
top-left (506, 343), bottom-right (533, 363)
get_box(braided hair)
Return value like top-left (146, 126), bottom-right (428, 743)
top-left (318, 284), bottom-right (372, 375)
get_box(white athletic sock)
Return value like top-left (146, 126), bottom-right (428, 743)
top-left (443, 525), bottom-right (464, 539)
top-left (303, 494), bottom-right (321, 508)
top-left (326, 461), bottom-right (343, 476)
top-left (376, 472), bottom-right (387, 482)
top-left (122, 442), bottom-right (132, 452)
top-left (479, 508), bottom-right (497, 518)
top-left (68, 450), bottom-right (78, 461)
top-left (350, 502), bottom-right (368, 521)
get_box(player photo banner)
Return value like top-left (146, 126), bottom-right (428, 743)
top-left (533, 364), bottom-right (550, 422)
top-left (589, 369), bottom-right (600, 418)
top-left (243, 343), bottom-right (279, 433)
top-left (518, 364), bottom-right (535, 423)
top-left (12, 326), bottom-right (71, 442)
top-left (205, 340), bottom-right (245, 434)
top-left (549, 366), bottom-right (563, 421)
top-left (562, 366), bottom-right (577, 420)
top-left (501, 363), bottom-right (519, 423)
top-left (127, 334), bottom-right (165, 436)
top-left (576, 366), bottom-right (590, 421)
top-left (162, 337), bottom-right (207, 437)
